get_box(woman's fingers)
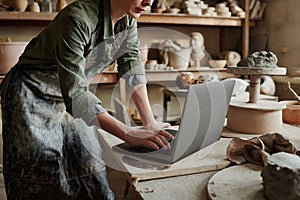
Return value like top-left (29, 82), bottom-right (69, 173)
top-left (128, 126), bottom-right (175, 150)
top-left (162, 122), bottom-right (171, 128)
top-left (157, 129), bottom-right (174, 141)
top-left (149, 133), bottom-right (170, 149)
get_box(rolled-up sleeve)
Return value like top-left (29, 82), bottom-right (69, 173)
top-left (71, 91), bottom-right (107, 125)
top-left (53, 14), bottom-right (106, 124)
top-left (123, 74), bottom-right (147, 88)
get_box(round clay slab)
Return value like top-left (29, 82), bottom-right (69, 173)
top-left (207, 163), bottom-right (264, 200)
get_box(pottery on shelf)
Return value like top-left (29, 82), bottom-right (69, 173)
top-left (168, 48), bottom-right (191, 70)
top-left (56, 0), bottom-right (68, 12)
top-left (29, 2), bottom-right (40, 12)
top-left (40, 0), bottom-right (52, 12)
top-left (209, 59), bottom-right (227, 68)
top-left (14, 0), bottom-right (28, 12)
top-left (0, 42), bottom-right (28, 74)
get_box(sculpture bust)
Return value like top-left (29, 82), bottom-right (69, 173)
top-left (190, 32), bottom-right (205, 68)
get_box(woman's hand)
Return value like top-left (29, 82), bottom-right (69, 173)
top-left (144, 120), bottom-right (171, 132)
top-left (94, 113), bottom-right (174, 150)
top-left (124, 124), bottom-right (174, 150)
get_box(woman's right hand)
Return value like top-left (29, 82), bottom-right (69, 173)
top-left (94, 112), bottom-right (174, 150)
top-left (123, 127), bottom-right (173, 150)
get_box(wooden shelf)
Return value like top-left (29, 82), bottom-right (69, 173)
top-left (0, 69), bottom-right (235, 85)
top-left (0, 11), bottom-right (255, 27)
top-left (0, 11), bottom-right (56, 26)
top-left (138, 13), bottom-right (255, 27)
top-left (0, 11), bottom-right (57, 21)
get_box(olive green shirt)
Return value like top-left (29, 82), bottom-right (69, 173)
top-left (11, 0), bottom-right (146, 124)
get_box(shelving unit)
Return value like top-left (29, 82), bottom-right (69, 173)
top-left (0, 0), bottom-right (252, 81)
top-left (0, 0), bottom-right (253, 56)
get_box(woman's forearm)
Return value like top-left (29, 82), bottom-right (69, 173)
top-left (92, 112), bottom-right (130, 141)
top-left (131, 83), bottom-right (156, 127)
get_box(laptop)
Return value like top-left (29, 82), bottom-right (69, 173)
top-left (113, 79), bottom-right (236, 164)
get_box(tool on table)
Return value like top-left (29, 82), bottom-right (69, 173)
top-left (284, 82), bottom-right (300, 102)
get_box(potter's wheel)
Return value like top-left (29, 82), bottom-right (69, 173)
top-left (207, 163), bottom-right (264, 200)
top-left (226, 67), bottom-right (287, 134)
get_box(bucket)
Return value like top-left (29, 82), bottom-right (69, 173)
top-left (168, 48), bottom-right (191, 70)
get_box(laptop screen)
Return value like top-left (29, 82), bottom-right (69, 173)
top-left (172, 79), bottom-right (235, 162)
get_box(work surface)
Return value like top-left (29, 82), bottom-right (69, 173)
top-left (97, 128), bottom-right (232, 184)
top-left (97, 124), bottom-right (300, 199)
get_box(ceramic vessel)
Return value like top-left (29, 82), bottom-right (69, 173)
top-left (167, 8), bottom-right (180, 14)
top-left (145, 60), bottom-right (157, 70)
top-left (56, 0), bottom-right (68, 12)
top-left (168, 48), bottom-right (191, 69)
top-left (0, 42), bottom-right (28, 74)
top-left (14, 0), bottom-right (28, 12)
top-left (209, 59), bottom-right (226, 68)
top-left (29, 2), bottom-right (40, 12)
top-left (40, 0), bottom-right (52, 12)
top-left (281, 100), bottom-right (300, 125)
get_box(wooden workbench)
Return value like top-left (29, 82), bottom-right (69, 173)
top-left (97, 124), bottom-right (300, 199)
top-left (97, 128), bottom-right (232, 184)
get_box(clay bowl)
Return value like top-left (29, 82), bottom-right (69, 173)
top-left (0, 42), bottom-right (28, 74)
top-left (281, 100), bottom-right (300, 125)
top-left (209, 59), bottom-right (227, 68)
top-left (166, 8), bottom-right (180, 14)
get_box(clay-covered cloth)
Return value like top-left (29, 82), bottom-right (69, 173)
top-left (1, 67), bottom-right (114, 200)
top-left (226, 133), bottom-right (299, 166)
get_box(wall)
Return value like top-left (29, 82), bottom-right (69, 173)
top-left (250, 0), bottom-right (300, 100)
top-left (252, 0), bottom-right (300, 70)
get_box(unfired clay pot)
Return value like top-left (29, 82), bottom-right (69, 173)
top-left (0, 42), bottom-right (28, 74)
top-left (281, 100), bottom-right (300, 125)
top-left (14, 0), bottom-right (28, 12)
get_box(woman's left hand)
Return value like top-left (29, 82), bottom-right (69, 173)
top-left (144, 120), bottom-right (171, 132)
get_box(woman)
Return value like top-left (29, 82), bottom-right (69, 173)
top-left (0, 0), bottom-right (173, 199)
